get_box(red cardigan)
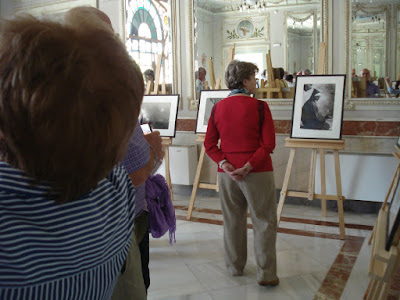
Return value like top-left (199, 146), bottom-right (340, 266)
top-left (204, 95), bottom-right (275, 173)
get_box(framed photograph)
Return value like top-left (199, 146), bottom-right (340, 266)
top-left (195, 90), bottom-right (230, 134)
top-left (386, 176), bottom-right (400, 251)
top-left (290, 75), bottom-right (346, 140)
top-left (140, 95), bottom-right (179, 137)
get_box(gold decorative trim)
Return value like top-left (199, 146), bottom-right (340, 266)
top-left (322, 0), bottom-right (328, 73)
top-left (121, 0), bottom-right (125, 43)
top-left (188, 0), bottom-right (196, 110)
top-left (395, 5), bottom-right (399, 79)
top-left (345, 0), bottom-right (350, 99)
top-left (170, 0), bottom-right (179, 96)
top-left (350, 99), bottom-right (400, 106)
top-left (265, 100), bottom-right (293, 106)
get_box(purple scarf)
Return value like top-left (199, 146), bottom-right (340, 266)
top-left (145, 174), bottom-right (176, 244)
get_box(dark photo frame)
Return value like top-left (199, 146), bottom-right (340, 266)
top-left (290, 75), bottom-right (346, 140)
top-left (140, 95), bottom-right (180, 137)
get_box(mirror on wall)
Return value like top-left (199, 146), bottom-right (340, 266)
top-left (349, 1), bottom-right (399, 99)
top-left (285, 10), bottom-right (321, 75)
top-left (124, 0), bottom-right (177, 93)
top-left (190, 0), bottom-right (324, 107)
top-left (351, 4), bottom-right (387, 79)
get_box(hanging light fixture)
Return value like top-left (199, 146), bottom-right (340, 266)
top-left (237, 0), bottom-right (267, 12)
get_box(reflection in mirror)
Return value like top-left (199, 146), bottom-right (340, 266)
top-left (397, 7), bottom-right (400, 80)
top-left (349, 2), bottom-right (399, 99)
top-left (351, 4), bottom-right (387, 78)
top-left (125, 0), bottom-right (175, 93)
top-left (285, 10), bottom-right (321, 75)
top-left (191, 0), bottom-right (324, 106)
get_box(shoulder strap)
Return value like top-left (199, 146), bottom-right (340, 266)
top-left (210, 103), bottom-right (217, 125)
top-left (258, 100), bottom-right (264, 131)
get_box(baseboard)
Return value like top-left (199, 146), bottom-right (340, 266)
top-left (172, 184), bottom-right (382, 214)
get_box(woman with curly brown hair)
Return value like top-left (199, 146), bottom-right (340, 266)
top-left (204, 60), bottom-right (279, 287)
top-left (0, 14), bottom-right (144, 299)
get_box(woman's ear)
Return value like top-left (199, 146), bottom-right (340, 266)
top-left (242, 78), bottom-right (249, 89)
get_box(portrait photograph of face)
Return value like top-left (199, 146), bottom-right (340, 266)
top-left (290, 75), bottom-right (345, 140)
top-left (300, 83), bottom-right (336, 131)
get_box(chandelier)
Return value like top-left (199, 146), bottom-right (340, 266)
top-left (238, 0), bottom-right (268, 13)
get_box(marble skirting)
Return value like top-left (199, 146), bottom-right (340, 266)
top-left (176, 119), bottom-right (400, 136)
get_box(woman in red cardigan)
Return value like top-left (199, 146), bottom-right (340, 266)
top-left (204, 60), bottom-right (278, 287)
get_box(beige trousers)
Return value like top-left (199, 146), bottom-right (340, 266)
top-left (218, 171), bottom-right (277, 282)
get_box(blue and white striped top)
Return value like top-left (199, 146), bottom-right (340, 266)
top-left (0, 162), bottom-right (135, 300)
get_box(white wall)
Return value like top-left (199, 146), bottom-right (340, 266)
top-left (315, 153), bottom-right (398, 202)
top-left (0, 0), bottom-right (13, 18)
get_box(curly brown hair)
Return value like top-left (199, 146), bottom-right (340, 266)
top-left (0, 16), bottom-right (144, 203)
top-left (225, 60), bottom-right (259, 90)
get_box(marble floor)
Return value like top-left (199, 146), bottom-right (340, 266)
top-left (146, 189), bottom-right (399, 300)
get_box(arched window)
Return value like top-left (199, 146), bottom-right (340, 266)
top-left (125, 0), bottom-right (172, 85)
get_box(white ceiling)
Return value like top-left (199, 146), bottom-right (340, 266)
top-left (196, 0), bottom-right (321, 13)
top-left (197, 0), bottom-right (400, 13)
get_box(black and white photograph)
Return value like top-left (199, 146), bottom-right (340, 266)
top-left (195, 90), bottom-right (230, 134)
top-left (140, 95), bottom-right (179, 137)
top-left (386, 176), bottom-right (400, 251)
top-left (291, 75), bottom-right (346, 140)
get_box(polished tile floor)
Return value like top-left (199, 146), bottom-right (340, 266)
top-left (146, 189), bottom-right (398, 300)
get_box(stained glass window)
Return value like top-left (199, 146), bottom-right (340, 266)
top-left (125, 0), bottom-right (172, 85)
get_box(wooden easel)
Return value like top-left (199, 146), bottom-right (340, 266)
top-left (161, 137), bottom-right (173, 202)
top-left (186, 134), bottom-right (219, 220)
top-left (277, 138), bottom-right (347, 239)
top-left (207, 57), bottom-right (222, 90)
top-left (145, 54), bottom-right (168, 95)
top-left (186, 45), bottom-right (236, 220)
top-left (365, 198), bottom-right (400, 299)
top-left (147, 54), bottom-right (174, 201)
top-left (369, 146), bottom-right (400, 245)
top-left (256, 50), bottom-right (283, 99)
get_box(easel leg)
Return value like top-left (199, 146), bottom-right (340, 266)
top-left (187, 145), bottom-right (206, 220)
top-left (308, 149), bottom-right (317, 200)
top-left (319, 149), bottom-right (327, 217)
top-left (369, 164), bottom-right (400, 244)
top-left (163, 144), bottom-right (173, 202)
top-left (334, 150), bottom-right (346, 239)
top-left (277, 148), bottom-right (296, 225)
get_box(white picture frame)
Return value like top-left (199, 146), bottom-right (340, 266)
top-left (290, 75), bottom-right (346, 140)
top-left (140, 95), bottom-right (179, 137)
top-left (195, 90), bottom-right (230, 134)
